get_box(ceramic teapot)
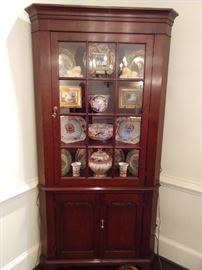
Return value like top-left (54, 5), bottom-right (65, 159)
top-left (89, 149), bottom-right (112, 177)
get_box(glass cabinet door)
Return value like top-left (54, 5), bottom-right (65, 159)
top-left (51, 33), bottom-right (153, 185)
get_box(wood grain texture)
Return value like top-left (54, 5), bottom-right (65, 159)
top-left (25, 4), bottom-right (178, 36)
top-left (26, 4), bottom-right (178, 270)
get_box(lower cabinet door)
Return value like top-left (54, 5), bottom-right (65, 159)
top-left (55, 193), bottom-right (99, 259)
top-left (54, 192), bottom-right (144, 260)
top-left (102, 193), bottom-right (144, 259)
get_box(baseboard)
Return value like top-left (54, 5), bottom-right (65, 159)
top-left (159, 235), bottom-right (202, 270)
top-left (0, 243), bottom-right (39, 270)
top-left (153, 255), bottom-right (188, 270)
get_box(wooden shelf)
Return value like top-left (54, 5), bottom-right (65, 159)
top-left (116, 113), bottom-right (142, 117)
top-left (88, 113), bottom-right (114, 116)
top-left (60, 141), bottom-right (87, 148)
top-left (115, 142), bottom-right (141, 149)
top-left (117, 78), bottom-right (144, 81)
top-left (60, 112), bottom-right (86, 116)
top-left (59, 77), bottom-right (86, 80)
top-left (87, 77), bottom-right (116, 81)
top-left (88, 140), bottom-right (114, 148)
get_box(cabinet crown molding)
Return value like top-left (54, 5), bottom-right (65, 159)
top-left (25, 4), bottom-right (178, 35)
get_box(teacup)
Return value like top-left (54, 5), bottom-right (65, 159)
top-left (71, 162), bottom-right (81, 177)
top-left (119, 162), bottom-right (129, 177)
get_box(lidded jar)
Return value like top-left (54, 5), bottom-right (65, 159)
top-left (89, 149), bottom-right (112, 177)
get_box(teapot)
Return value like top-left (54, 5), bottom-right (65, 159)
top-left (89, 149), bottom-right (112, 177)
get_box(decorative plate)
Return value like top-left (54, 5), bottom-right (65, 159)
top-left (127, 50), bottom-right (145, 78)
top-left (60, 116), bottom-right (86, 144)
top-left (61, 149), bottom-right (72, 176)
top-left (89, 95), bottom-right (110, 113)
top-left (106, 149), bottom-right (125, 168)
top-left (116, 117), bottom-right (141, 144)
top-left (75, 149), bottom-right (93, 169)
top-left (126, 149), bottom-right (139, 176)
top-left (59, 48), bottom-right (76, 77)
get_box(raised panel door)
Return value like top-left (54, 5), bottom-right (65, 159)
top-left (55, 193), bottom-right (99, 259)
top-left (102, 193), bottom-right (144, 259)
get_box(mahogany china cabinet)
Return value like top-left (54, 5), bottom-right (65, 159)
top-left (25, 4), bottom-right (177, 270)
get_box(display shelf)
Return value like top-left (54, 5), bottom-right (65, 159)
top-left (87, 77), bottom-right (117, 81)
top-left (88, 140), bottom-right (114, 148)
top-left (61, 176), bottom-right (87, 180)
top-left (117, 78), bottom-right (144, 82)
top-left (115, 142), bottom-right (141, 149)
top-left (59, 77), bottom-right (87, 80)
top-left (116, 113), bottom-right (142, 117)
top-left (60, 141), bottom-right (87, 148)
top-left (60, 112), bottom-right (86, 116)
top-left (88, 113), bottom-right (114, 116)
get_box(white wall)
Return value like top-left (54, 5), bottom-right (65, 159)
top-left (0, 1), bottom-right (39, 269)
top-left (0, 0), bottom-right (201, 270)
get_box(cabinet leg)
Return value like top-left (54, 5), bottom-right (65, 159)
top-left (135, 264), bottom-right (151, 270)
top-left (41, 265), bottom-right (57, 270)
top-left (142, 263), bottom-right (151, 270)
top-left (117, 264), bottom-right (151, 270)
top-left (33, 263), bottom-right (51, 270)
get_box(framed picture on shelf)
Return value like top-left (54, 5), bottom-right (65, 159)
top-left (89, 52), bottom-right (110, 75)
top-left (93, 52), bottom-right (109, 69)
top-left (60, 85), bottom-right (82, 108)
top-left (118, 87), bottom-right (142, 109)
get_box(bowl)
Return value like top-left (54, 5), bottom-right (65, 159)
top-left (89, 123), bottom-right (113, 141)
top-left (89, 95), bottom-right (110, 112)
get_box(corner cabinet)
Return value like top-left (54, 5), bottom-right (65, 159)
top-left (25, 4), bottom-right (178, 270)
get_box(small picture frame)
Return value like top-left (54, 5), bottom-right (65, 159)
top-left (118, 88), bottom-right (142, 109)
top-left (60, 85), bottom-right (82, 108)
top-left (92, 52), bottom-right (109, 75)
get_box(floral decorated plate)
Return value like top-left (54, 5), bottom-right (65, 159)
top-left (60, 116), bottom-right (86, 144)
top-left (116, 117), bottom-right (141, 144)
top-left (127, 50), bottom-right (145, 78)
top-left (106, 149), bottom-right (125, 168)
top-left (89, 95), bottom-right (110, 113)
top-left (126, 149), bottom-right (139, 176)
top-left (59, 48), bottom-right (76, 77)
top-left (61, 149), bottom-right (72, 176)
top-left (75, 148), bottom-right (93, 169)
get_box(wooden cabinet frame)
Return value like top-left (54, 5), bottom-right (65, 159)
top-left (26, 4), bottom-right (178, 270)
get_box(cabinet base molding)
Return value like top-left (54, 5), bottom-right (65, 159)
top-left (36, 256), bottom-right (153, 270)
top-left (34, 255), bottom-right (188, 270)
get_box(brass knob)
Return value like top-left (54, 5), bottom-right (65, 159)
top-left (100, 219), bottom-right (104, 229)
top-left (51, 106), bottom-right (58, 118)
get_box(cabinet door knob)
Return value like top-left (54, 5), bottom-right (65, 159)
top-left (100, 219), bottom-right (105, 229)
top-left (51, 106), bottom-right (58, 118)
